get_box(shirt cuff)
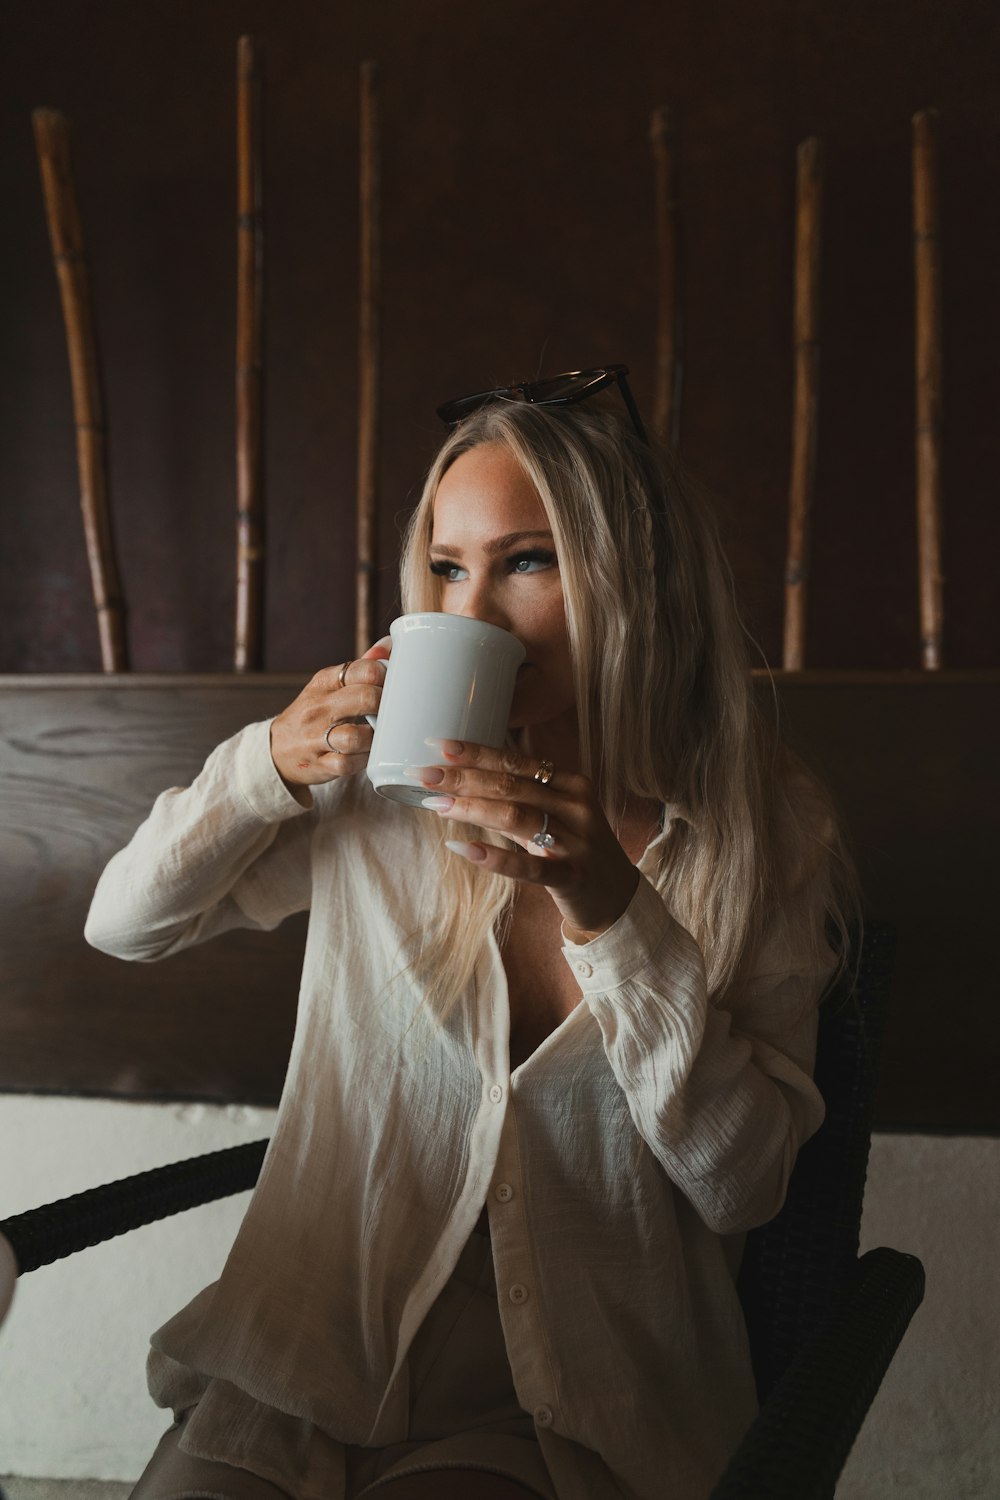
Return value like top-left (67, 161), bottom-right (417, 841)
top-left (559, 873), bottom-right (674, 994)
top-left (234, 719), bottom-right (315, 821)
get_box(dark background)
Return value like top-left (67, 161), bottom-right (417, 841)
top-left (3, 672), bottom-right (995, 1129)
top-left (1, 2), bottom-right (998, 1127)
top-left (1, 0), bottom-right (998, 676)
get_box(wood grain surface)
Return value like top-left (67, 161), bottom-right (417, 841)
top-left (0, 677), bottom-right (308, 1104)
top-left (1, 673), bottom-right (997, 1128)
top-left (760, 672), bottom-right (1000, 1131)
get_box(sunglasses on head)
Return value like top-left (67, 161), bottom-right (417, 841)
top-left (436, 364), bottom-right (649, 446)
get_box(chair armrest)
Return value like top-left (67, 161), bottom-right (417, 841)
top-left (0, 1139), bottom-right (268, 1275)
top-left (710, 1246), bottom-right (926, 1500)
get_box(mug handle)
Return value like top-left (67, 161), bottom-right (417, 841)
top-left (361, 637), bottom-right (391, 731)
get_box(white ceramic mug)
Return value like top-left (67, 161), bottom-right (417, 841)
top-left (365, 612), bottom-right (526, 805)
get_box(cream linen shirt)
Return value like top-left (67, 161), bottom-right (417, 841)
top-left (85, 719), bottom-right (833, 1500)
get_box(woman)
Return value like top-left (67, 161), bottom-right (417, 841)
top-left (87, 367), bottom-right (859, 1500)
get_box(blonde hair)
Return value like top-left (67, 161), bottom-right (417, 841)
top-left (394, 401), bottom-right (861, 1024)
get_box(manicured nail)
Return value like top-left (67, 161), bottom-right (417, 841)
top-left (445, 840), bottom-right (487, 862)
top-left (403, 766), bottom-right (444, 784)
top-left (421, 795), bottom-right (454, 811)
top-left (425, 737), bottom-right (464, 757)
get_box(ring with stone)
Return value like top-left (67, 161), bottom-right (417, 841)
top-left (533, 759), bottom-right (556, 785)
top-left (530, 812), bottom-right (556, 850)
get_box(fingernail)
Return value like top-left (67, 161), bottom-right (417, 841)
top-left (421, 795), bottom-right (454, 811)
top-left (425, 738), bottom-right (464, 757)
top-left (445, 840), bottom-right (487, 862)
top-left (404, 765), bottom-right (444, 784)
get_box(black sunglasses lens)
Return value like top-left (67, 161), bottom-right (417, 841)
top-left (528, 372), bottom-right (607, 403)
top-left (435, 392), bottom-right (493, 425)
top-left (436, 365), bottom-right (644, 441)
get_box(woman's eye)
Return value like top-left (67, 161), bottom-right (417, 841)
top-left (509, 550), bottom-right (555, 574)
top-left (428, 549), bottom-right (555, 583)
top-left (429, 560), bottom-right (466, 582)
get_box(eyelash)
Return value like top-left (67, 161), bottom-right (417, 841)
top-left (428, 549), bottom-right (556, 582)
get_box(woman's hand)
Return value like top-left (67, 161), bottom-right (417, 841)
top-left (405, 738), bottom-right (641, 940)
top-left (270, 639), bottom-right (391, 791)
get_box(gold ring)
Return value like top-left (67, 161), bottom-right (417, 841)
top-left (338, 660), bottom-right (354, 689)
top-left (533, 759), bottom-right (556, 785)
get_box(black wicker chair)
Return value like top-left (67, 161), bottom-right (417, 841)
top-left (1, 921), bottom-right (923, 1498)
top-left (716, 920), bottom-right (925, 1497)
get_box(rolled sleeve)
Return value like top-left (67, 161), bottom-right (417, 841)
top-left (236, 719), bottom-right (316, 820)
top-left (85, 720), bottom-right (316, 961)
top-left (559, 873), bottom-right (675, 993)
top-left (560, 870), bottom-right (829, 1234)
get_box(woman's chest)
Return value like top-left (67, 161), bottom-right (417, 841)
top-left (501, 890), bottom-right (584, 1070)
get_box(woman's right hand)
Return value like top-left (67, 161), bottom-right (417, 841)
top-left (269, 638), bottom-right (391, 791)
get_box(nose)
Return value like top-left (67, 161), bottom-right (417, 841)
top-left (446, 578), bottom-right (513, 634)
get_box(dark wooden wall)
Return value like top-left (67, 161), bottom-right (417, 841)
top-left (2, 673), bottom-right (997, 1130)
top-left (1, 0), bottom-right (998, 673)
top-left (1, 4), bottom-right (997, 1132)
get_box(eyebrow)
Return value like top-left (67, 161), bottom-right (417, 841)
top-left (428, 530), bottom-right (554, 559)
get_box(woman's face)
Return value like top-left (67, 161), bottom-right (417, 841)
top-left (429, 441), bottom-right (575, 731)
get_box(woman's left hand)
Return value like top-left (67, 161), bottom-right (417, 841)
top-left (404, 738), bottom-right (641, 942)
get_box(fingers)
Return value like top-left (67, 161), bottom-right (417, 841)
top-left (418, 788), bottom-right (573, 855)
top-left (360, 635), bottom-right (392, 663)
top-left (301, 659), bottom-right (386, 738)
top-left (423, 737), bottom-right (587, 797)
top-left (405, 743), bottom-right (593, 839)
top-left (443, 837), bottom-right (564, 885)
top-left (318, 746), bottom-right (372, 778)
top-left (316, 658), bottom-right (387, 693)
top-left (321, 719), bottom-right (374, 756)
top-left (271, 648), bottom-right (389, 789)
top-left (394, 737), bottom-right (639, 936)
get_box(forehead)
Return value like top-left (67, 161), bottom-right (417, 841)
top-left (431, 443), bottom-right (548, 542)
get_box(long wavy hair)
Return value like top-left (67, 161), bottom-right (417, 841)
top-left (393, 401), bottom-right (861, 1027)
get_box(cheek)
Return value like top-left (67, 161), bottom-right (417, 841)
top-left (546, 607), bottom-right (572, 665)
top-left (512, 583), bottom-right (569, 665)
top-left (529, 606), bottom-right (573, 686)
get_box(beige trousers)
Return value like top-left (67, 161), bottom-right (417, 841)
top-left (131, 1231), bottom-right (555, 1500)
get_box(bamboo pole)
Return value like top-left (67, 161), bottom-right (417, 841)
top-left (650, 106), bottom-right (682, 449)
top-left (356, 60), bottom-right (381, 657)
top-left (234, 35), bottom-right (265, 672)
top-left (32, 109), bottom-right (129, 672)
top-left (782, 137), bottom-right (823, 671)
top-left (913, 108), bottom-right (944, 670)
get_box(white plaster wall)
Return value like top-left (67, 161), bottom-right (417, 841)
top-left (0, 1098), bottom-right (997, 1493)
top-left (0, 1095), bottom-right (276, 1481)
top-left (838, 1131), bottom-right (999, 1498)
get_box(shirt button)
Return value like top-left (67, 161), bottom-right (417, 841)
top-left (508, 1283), bottom-right (529, 1305)
top-left (495, 1182), bottom-right (514, 1203)
top-left (534, 1405), bottom-right (553, 1426)
top-left (489, 1084), bottom-right (504, 1104)
top-left (574, 960), bottom-right (593, 978)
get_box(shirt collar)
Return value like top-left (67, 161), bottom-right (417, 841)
top-left (639, 800), bottom-right (694, 867)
